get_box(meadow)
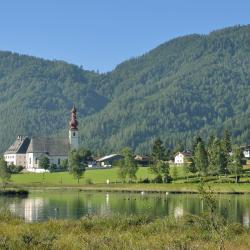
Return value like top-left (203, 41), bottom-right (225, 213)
top-left (7, 166), bottom-right (250, 193)
top-left (12, 166), bottom-right (187, 186)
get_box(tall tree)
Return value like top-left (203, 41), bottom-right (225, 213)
top-left (117, 147), bottom-right (138, 181)
top-left (194, 140), bottom-right (208, 176)
top-left (228, 146), bottom-right (244, 183)
top-left (61, 159), bottom-right (69, 171)
top-left (151, 138), bottom-right (167, 161)
top-left (69, 149), bottom-right (88, 183)
top-left (150, 161), bottom-right (171, 183)
top-left (0, 157), bottom-right (11, 189)
top-left (172, 165), bottom-right (178, 181)
top-left (192, 136), bottom-right (203, 153)
top-left (39, 156), bottom-right (50, 171)
top-left (207, 138), bottom-right (223, 176)
top-left (220, 129), bottom-right (232, 173)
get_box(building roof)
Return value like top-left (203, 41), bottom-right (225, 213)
top-left (96, 154), bottom-right (122, 162)
top-left (27, 137), bottom-right (69, 156)
top-left (5, 136), bottom-right (30, 154)
top-left (175, 151), bottom-right (192, 157)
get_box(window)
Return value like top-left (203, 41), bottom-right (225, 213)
top-left (35, 158), bottom-right (38, 164)
top-left (73, 132), bottom-right (75, 136)
top-left (29, 158), bottom-right (31, 164)
top-left (58, 158), bottom-right (60, 165)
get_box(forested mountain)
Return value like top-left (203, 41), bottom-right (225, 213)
top-left (0, 52), bottom-right (107, 152)
top-left (1, 25), bottom-right (250, 154)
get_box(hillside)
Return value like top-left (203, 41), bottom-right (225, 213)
top-left (1, 25), bottom-right (250, 154)
top-left (80, 25), bottom-right (250, 153)
top-left (0, 52), bottom-right (107, 152)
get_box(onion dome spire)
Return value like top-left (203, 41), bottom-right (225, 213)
top-left (69, 105), bottom-right (78, 130)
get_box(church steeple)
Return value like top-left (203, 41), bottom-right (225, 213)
top-left (69, 105), bottom-right (78, 131)
top-left (69, 105), bottom-right (79, 149)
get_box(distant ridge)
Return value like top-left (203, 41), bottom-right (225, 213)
top-left (0, 24), bottom-right (250, 153)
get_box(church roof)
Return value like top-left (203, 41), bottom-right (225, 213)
top-left (27, 137), bottom-right (69, 156)
top-left (5, 136), bottom-right (30, 154)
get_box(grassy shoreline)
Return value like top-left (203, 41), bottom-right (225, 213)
top-left (0, 211), bottom-right (249, 249)
top-left (5, 182), bottom-right (250, 194)
top-left (6, 167), bottom-right (250, 194)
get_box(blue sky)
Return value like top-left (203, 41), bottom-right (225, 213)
top-left (0, 0), bottom-right (249, 72)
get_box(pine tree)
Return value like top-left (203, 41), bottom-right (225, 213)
top-left (117, 147), bottom-right (138, 182)
top-left (207, 138), bottom-right (224, 176)
top-left (0, 157), bottom-right (11, 189)
top-left (151, 138), bottom-right (167, 161)
top-left (228, 146), bottom-right (244, 183)
top-left (194, 140), bottom-right (208, 176)
top-left (69, 149), bottom-right (87, 183)
top-left (220, 129), bottom-right (232, 174)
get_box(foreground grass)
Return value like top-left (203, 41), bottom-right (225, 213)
top-left (0, 210), bottom-right (250, 250)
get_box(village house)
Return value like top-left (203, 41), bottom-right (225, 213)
top-left (174, 151), bottom-right (192, 165)
top-left (4, 105), bottom-right (79, 172)
top-left (134, 155), bottom-right (151, 166)
top-left (243, 146), bottom-right (250, 158)
top-left (96, 154), bottom-right (123, 167)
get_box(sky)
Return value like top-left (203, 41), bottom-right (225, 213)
top-left (0, 0), bottom-right (249, 72)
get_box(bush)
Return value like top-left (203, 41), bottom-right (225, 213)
top-left (85, 178), bottom-right (93, 184)
top-left (153, 175), bottom-right (163, 183)
top-left (138, 178), bottom-right (151, 183)
top-left (49, 164), bottom-right (58, 172)
top-left (214, 178), bottom-right (235, 183)
top-left (8, 165), bottom-right (24, 174)
top-left (163, 175), bottom-right (173, 183)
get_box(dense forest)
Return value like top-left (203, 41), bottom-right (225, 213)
top-left (0, 25), bottom-right (250, 154)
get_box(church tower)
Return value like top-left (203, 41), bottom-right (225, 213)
top-left (69, 105), bottom-right (79, 149)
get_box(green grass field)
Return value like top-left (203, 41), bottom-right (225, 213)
top-left (10, 166), bottom-right (189, 186)
top-left (7, 166), bottom-right (250, 193)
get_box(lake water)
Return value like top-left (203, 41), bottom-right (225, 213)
top-left (1, 191), bottom-right (250, 225)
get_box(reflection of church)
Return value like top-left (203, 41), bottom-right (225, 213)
top-left (4, 106), bottom-right (79, 172)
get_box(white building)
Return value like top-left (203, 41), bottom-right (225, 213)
top-left (174, 151), bottom-right (192, 164)
top-left (4, 105), bottom-right (79, 172)
top-left (96, 154), bottom-right (123, 167)
top-left (243, 146), bottom-right (250, 158)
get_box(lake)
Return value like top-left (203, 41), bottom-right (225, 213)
top-left (1, 190), bottom-right (250, 225)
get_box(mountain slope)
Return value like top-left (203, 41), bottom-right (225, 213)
top-left (80, 25), bottom-right (250, 153)
top-left (1, 25), bottom-right (250, 154)
top-left (0, 52), bottom-right (107, 152)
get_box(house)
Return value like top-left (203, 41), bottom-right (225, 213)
top-left (4, 105), bottom-right (79, 172)
top-left (4, 136), bottom-right (30, 166)
top-left (134, 155), bottom-right (151, 166)
top-left (174, 151), bottom-right (192, 164)
top-left (243, 146), bottom-right (250, 158)
top-left (96, 154), bottom-right (123, 167)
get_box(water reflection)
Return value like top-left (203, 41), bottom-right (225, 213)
top-left (9, 198), bottom-right (46, 221)
top-left (1, 192), bottom-right (250, 224)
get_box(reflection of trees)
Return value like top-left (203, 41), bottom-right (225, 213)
top-left (2, 192), bottom-right (250, 224)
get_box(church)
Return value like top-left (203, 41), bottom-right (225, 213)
top-left (4, 105), bottom-right (79, 172)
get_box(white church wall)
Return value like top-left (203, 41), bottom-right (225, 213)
top-left (69, 130), bottom-right (79, 149)
top-left (48, 155), bottom-right (68, 166)
top-left (4, 154), bottom-right (17, 165)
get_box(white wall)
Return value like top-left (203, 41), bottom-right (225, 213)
top-left (4, 154), bottom-right (16, 165)
top-left (174, 153), bottom-right (184, 164)
top-left (69, 130), bottom-right (79, 149)
top-left (26, 153), bottom-right (68, 170)
top-left (244, 150), bottom-right (250, 158)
